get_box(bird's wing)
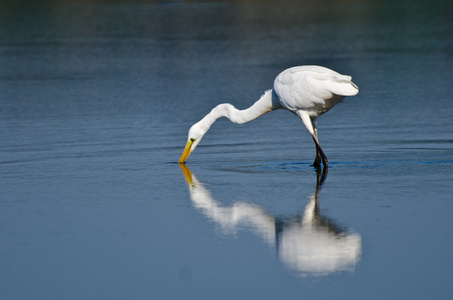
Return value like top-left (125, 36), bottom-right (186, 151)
top-left (274, 70), bottom-right (326, 111)
top-left (307, 69), bottom-right (359, 97)
top-left (324, 76), bottom-right (359, 96)
top-left (273, 66), bottom-right (358, 111)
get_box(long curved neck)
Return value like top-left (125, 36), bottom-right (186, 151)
top-left (200, 89), bottom-right (279, 130)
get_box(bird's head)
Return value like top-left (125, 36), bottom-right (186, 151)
top-left (179, 121), bottom-right (207, 163)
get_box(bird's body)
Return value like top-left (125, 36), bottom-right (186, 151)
top-left (274, 66), bottom-right (358, 115)
top-left (179, 65), bottom-right (359, 167)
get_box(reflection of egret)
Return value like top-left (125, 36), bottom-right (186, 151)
top-left (180, 165), bottom-right (276, 245)
top-left (180, 165), bottom-right (361, 277)
top-left (179, 65), bottom-right (359, 167)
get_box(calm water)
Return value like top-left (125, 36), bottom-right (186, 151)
top-left (1, 0), bottom-right (453, 299)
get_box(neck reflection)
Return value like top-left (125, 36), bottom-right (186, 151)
top-left (180, 165), bottom-right (361, 277)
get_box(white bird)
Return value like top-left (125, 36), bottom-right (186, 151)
top-left (179, 65), bottom-right (359, 167)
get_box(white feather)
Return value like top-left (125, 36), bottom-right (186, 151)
top-left (180, 65), bottom-right (359, 166)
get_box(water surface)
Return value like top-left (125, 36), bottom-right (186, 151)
top-left (1, 0), bottom-right (452, 299)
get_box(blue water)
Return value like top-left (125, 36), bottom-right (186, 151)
top-left (1, 0), bottom-right (453, 299)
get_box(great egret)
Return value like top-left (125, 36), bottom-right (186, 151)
top-left (179, 65), bottom-right (359, 167)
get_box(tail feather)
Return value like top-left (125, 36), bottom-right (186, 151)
top-left (328, 77), bottom-right (359, 96)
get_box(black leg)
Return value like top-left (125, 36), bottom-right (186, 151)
top-left (313, 148), bottom-right (321, 167)
top-left (312, 136), bottom-right (328, 168)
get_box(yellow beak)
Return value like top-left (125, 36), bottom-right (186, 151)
top-left (179, 139), bottom-right (195, 164)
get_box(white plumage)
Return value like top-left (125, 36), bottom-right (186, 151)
top-left (179, 65), bottom-right (359, 167)
top-left (274, 66), bottom-right (358, 115)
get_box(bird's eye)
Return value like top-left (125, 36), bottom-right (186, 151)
top-left (190, 138), bottom-right (196, 142)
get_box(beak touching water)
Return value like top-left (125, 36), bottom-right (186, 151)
top-left (179, 138), bottom-right (195, 164)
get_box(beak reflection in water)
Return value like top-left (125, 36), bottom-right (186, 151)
top-left (180, 164), bottom-right (362, 277)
